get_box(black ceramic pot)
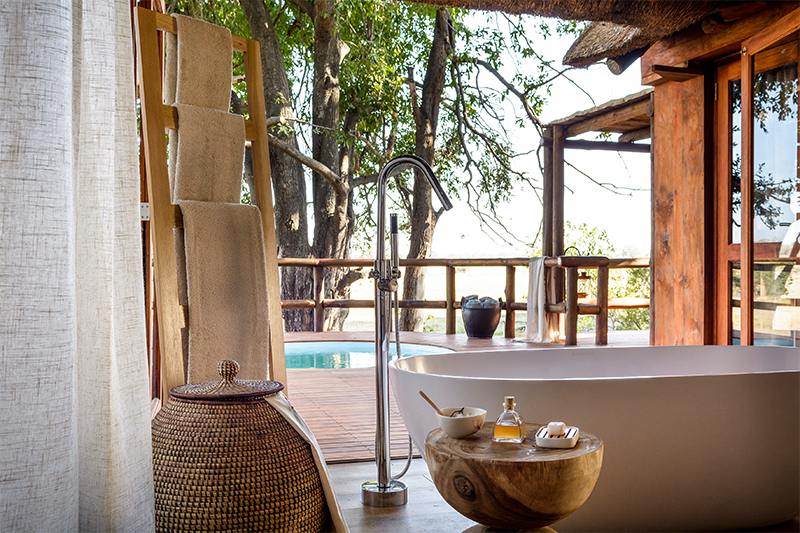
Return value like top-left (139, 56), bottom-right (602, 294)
top-left (462, 307), bottom-right (502, 338)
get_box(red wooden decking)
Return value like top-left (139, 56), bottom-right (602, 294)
top-left (286, 367), bottom-right (413, 463)
top-left (284, 331), bottom-right (648, 463)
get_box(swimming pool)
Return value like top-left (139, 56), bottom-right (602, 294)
top-left (284, 341), bottom-right (451, 369)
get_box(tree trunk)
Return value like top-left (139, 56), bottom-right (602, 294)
top-left (401, 8), bottom-right (454, 331)
top-left (310, 0), bottom-right (352, 331)
top-left (325, 109), bottom-right (363, 330)
top-left (238, 0), bottom-right (313, 331)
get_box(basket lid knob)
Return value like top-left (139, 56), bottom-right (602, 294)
top-left (218, 360), bottom-right (239, 383)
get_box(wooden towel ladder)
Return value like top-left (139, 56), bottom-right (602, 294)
top-left (133, 7), bottom-right (286, 399)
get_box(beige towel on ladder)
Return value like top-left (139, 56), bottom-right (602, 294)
top-left (171, 104), bottom-right (244, 204)
top-left (164, 14), bottom-right (233, 111)
top-left (180, 200), bottom-right (270, 383)
top-left (526, 257), bottom-right (550, 343)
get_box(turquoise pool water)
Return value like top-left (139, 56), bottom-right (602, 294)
top-left (284, 341), bottom-right (451, 369)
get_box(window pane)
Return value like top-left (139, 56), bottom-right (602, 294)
top-left (730, 63), bottom-right (799, 246)
top-left (731, 262), bottom-right (799, 346)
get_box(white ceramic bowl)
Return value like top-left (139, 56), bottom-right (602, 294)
top-left (436, 407), bottom-right (487, 438)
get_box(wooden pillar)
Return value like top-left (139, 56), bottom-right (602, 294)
top-left (504, 265), bottom-right (515, 338)
top-left (595, 266), bottom-right (608, 345)
top-left (565, 267), bottom-right (578, 345)
top-left (446, 265), bottom-right (456, 334)
top-left (542, 128), bottom-right (553, 257)
top-left (553, 126), bottom-right (566, 342)
top-left (542, 127), bottom-right (560, 340)
top-left (313, 265), bottom-right (325, 332)
top-left (552, 125), bottom-right (565, 260)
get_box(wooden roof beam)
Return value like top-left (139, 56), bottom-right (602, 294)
top-left (648, 65), bottom-right (704, 86)
top-left (641, 1), bottom-right (797, 86)
top-left (564, 98), bottom-right (651, 138)
top-left (542, 137), bottom-right (650, 153)
top-left (618, 127), bottom-right (651, 143)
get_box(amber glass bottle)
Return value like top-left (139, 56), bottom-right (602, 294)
top-left (492, 396), bottom-right (526, 443)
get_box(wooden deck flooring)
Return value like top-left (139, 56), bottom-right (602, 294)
top-left (285, 330), bottom-right (648, 463)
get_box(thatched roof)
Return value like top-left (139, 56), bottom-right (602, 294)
top-left (407, 0), bottom-right (724, 67)
top-left (411, 0), bottom-right (718, 26)
top-left (563, 22), bottom-right (650, 68)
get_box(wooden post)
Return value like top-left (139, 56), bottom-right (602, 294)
top-left (553, 126), bottom-right (566, 343)
top-left (565, 267), bottom-right (578, 345)
top-left (553, 126), bottom-right (565, 259)
top-left (542, 127), bottom-right (560, 341)
top-left (595, 266), bottom-right (609, 345)
top-left (504, 265), bottom-right (515, 338)
top-left (313, 265), bottom-right (325, 332)
top-left (446, 265), bottom-right (456, 334)
top-left (543, 127), bottom-right (553, 257)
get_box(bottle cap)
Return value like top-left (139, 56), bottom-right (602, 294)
top-left (503, 396), bottom-right (515, 409)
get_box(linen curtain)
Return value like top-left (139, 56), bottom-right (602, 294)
top-left (0, 1), bottom-right (154, 531)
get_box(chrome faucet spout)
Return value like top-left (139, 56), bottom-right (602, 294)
top-left (374, 155), bottom-right (452, 273)
top-left (362, 155), bottom-right (452, 508)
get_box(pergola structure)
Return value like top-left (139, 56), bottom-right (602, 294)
top-left (541, 88), bottom-right (653, 342)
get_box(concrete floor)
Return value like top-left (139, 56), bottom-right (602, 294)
top-left (327, 458), bottom-right (477, 533)
top-left (327, 459), bottom-right (800, 533)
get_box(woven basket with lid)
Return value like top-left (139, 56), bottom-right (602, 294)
top-left (152, 360), bottom-right (328, 532)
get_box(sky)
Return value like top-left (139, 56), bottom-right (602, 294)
top-left (428, 16), bottom-right (652, 259)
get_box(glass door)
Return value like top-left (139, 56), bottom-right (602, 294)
top-left (715, 34), bottom-right (798, 346)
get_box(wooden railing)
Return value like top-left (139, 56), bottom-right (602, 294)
top-left (277, 256), bottom-right (650, 343)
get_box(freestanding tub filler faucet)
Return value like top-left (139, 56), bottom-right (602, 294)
top-left (361, 155), bottom-right (453, 507)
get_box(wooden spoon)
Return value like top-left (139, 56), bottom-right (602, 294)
top-left (419, 390), bottom-right (445, 416)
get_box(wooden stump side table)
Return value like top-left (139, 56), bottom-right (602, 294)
top-left (425, 423), bottom-right (603, 531)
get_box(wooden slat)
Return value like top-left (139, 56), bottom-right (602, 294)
top-left (282, 299), bottom-right (317, 309)
top-left (546, 303), bottom-right (601, 315)
top-left (504, 265), bottom-right (515, 339)
top-left (245, 37), bottom-right (287, 387)
top-left (554, 256), bottom-right (609, 268)
top-left (445, 266), bottom-right (456, 334)
top-left (277, 256), bottom-right (652, 269)
top-left (595, 266), bottom-right (608, 345)
top-left (313, 266), bottom-right (325, 332)
top-left (740, 42), bottom-right (754, 346)
top-left (541, 137), bottom-right (651, 153)
top-left (135, 7), bottom-right (186, 397)
top-left (163, 104), bottom-right (257, 140)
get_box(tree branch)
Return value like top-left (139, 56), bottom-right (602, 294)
top-left (267, 133), bottom-right (348, 196)
top-left (455, 56), bottom-right (542, 128)
top-left (285, 0), bottom-right (314, 18)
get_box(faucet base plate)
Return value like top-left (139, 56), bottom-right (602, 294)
top-left (360, 480), bottom-right (408, 507)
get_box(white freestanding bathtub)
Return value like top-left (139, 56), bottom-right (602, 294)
top-left (389, 345), bottom-right (799, 532)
